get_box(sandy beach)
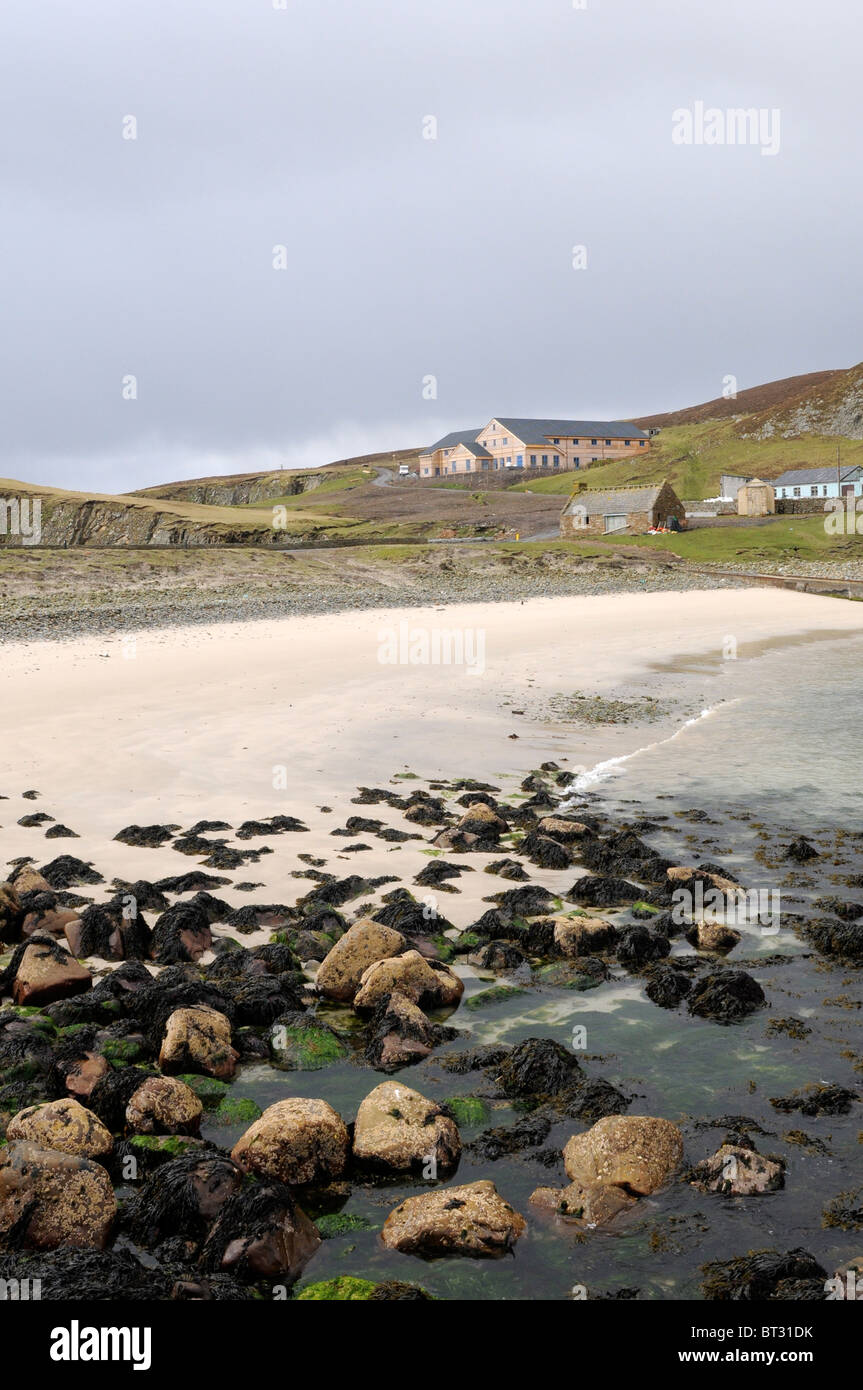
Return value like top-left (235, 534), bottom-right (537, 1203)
top-left (3, 583), bottom-right (863, 937)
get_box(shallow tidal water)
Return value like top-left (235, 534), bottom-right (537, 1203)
top-left (198, 623), bottom-right (863, 1301)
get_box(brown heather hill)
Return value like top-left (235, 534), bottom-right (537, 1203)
top-left (633, 368), bottom-right (846, 430)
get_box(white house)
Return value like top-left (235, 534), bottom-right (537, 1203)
top-left (772, 465), bottom-right (863, 501)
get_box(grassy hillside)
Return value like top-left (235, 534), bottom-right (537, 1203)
top-left (509, 419), bottom-right (863, 501)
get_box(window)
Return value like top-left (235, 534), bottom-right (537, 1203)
top-left (793, 487), bottom-right (801, 497)
top-left (553, 455), bottom-right (559, 465)
top-left (502, 436), bottom-right (508, 445)
top-left (591, 456), bottom-right (599, 463)
top-left (591, 438), bottom-right (598, 446)
top-left (823, 486), bottom-right (828, 496)
top-left (605, 439), bottom-right (612, 447)
top-left (574, 457), bottom-right (580, 468)
top-left (541, 454), bottom-right (548, 466)
top-left (553, 437), bottom-right (560, 444)
top-left (810, 486), bottom-right (818, 497)
top-left (624, 440), bottom-right (631, 446)
top-left (530, 454), bottom-right (537, 465)
top-left (604, 514), bottom-right (627, 533)
top-left (639, 440), bottom-right (646, 447)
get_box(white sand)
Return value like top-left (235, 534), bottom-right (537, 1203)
top-left (3, 587), bottom-right (862, 935)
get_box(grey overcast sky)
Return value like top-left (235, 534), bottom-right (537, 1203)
top-left (2, 0), bottom-right (861, 491)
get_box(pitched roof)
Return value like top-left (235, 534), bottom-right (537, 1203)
top-left (460, 441), bottom-right (493, 458)
top-left (772, 465), bottom-right (863, 487)
top-left (494, 418), bottom-right (649, 445)
top-left (562, 482), bottom-right (671, 516)
top-left (421, 429), bottom-right (483, 454)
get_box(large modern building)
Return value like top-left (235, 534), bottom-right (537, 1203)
top-left (419, 417), bottom-right (650, 478)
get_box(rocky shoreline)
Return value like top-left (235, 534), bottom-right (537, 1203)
top-left (0, 766), bottom-right (860, 1301)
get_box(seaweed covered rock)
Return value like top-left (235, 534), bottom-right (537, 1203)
top-left (6, 1098), bottom-right (113, 1158)
top-left (685, 920), bottom-right (741, 954)
top-left (0, 1140), bottom-right (115, 1249)
top-left (381, 1180), bottom-right (525, 1257)
top-left (802, 917), bottom-right (863, 962)
top-left (644, 962), bottom-right (692, 1009)
top-left (495, 1037), bottom-right (582, 1099)
top-left (353, 951), bottom-right (463, 1013)
top-left (231, 1097), bottom-right (349, 1186)
top-left (363, 994), bottom-right (450, 1071)
top-left (568, 876), bottom-right (641, 908)
top-left (0, 1245), bottom-right (173, 1300)
top-left (159, 1006), bottom-right (238, 1080)
top-left (64, 901), bottom-right (152, 961)
top-left (616, 924), bottom-right (671, 969)
top-left (687, 970), bottom-right (766, 1023)
top-left (701, 1247), bottom-right (827, 1300)
top-left (200, 1180), bottom-right (320, 1281)
top-left (315, 918), bottom-right (407, 1003)
top-left (769, 1083), bottom-right (858, 1118)
top-left (125, 1076), bottom-right (203, 1136)
top-left (352, 1081), bottom-right (461, 1173)
top-left (126, 1152), bottom-right (244, 1250)
top-left (151, 903), bottom-right (212, 965)
top-left (0, 881), bottom-right (23, 941)
top-left (270, 1012), bottom-right (347, 1071)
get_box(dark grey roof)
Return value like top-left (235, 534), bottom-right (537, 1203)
top-left (562, 483), bottom-right (670, 516)
top-left (461, 441), bottom-right (493, 458)
top-left (772, 465), bottom-right (863, 487)
top-left (495, 418), bottom-right (649, 445)
top-left (421, 428), bottom-right (483, 454)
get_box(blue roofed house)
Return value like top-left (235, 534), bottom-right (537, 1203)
top-left (418, 417), bottom-right (650, 478)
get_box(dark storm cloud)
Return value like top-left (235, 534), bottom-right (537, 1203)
top-left (1, 0), bottom-right (861, 490)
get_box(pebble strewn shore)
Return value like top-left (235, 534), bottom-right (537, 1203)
top-left (0, 557), bottom-right (745, 644)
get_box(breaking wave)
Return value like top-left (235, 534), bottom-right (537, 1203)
top-left (560, 704), bottom-right (732, 801)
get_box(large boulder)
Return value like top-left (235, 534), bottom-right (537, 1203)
top-left (353, 951), bottom-right (463, 1013)
top-left (11, 936), bottom-right (92, 1006)
top-left (231, 1097), bottom-right (349, 1185)
top-left (352, 1081), bottom-right (461, 1173)
top-left (552, 914), bottom-right (617, 958)
top-left (125, 1076), bottom-right (203, 1135)
top-left (536, 816), bottom-right (592, 843)
top-left (563, 1115), bottom-right (683, 1195)
top-left (314, 918), bottom-right (407, 1002)
top-left (0, 1141), bottom-right (115, 1249)
top-left (158, 1006), bottom-right (238, 1079)
top-left (532, 1115), bottom-right (683, 1229)
top-left (6, 1099), bottom-right (113, 1159)
top-left (381, 1180), bottom-right (525, 1257)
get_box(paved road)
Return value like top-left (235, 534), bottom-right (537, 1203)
top-left (372, 467), bottom-right (394, 486)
